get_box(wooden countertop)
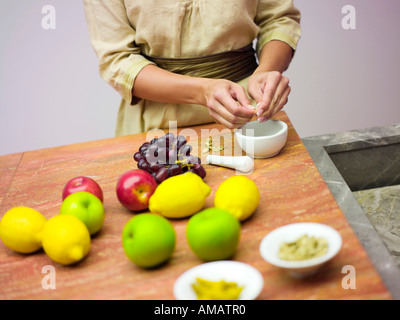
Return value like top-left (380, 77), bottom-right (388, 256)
top-left (0, 112), bottom-right (391, 300)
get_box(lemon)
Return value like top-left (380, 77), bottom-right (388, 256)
top-left (0, 207), bottom-right (47, 254)
top-left (149, 172), bottom-right (211, 218)
top-left (214, 175), bottom-right (260, 221)
top-left (42, 215), bottom-right (91, 265)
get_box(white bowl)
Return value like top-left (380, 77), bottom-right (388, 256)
top-left (259, 223), bottom-right (342, 279)
top-left (235, 120), bottom-right (288, 158)
top-left (173, 261), bottom-right (264, 300)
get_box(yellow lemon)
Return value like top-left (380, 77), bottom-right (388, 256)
top-left (214, 175), bottom-right (260, 221)
top-left (149, 172), bottom-right (211, 218)
top-left (42, 215), bottom-right (91, 265)
top-left (0, 207), bottom-right (47, 254)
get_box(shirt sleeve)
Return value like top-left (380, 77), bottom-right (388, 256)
top-left (255, 0), bottom-right (301, 56)
top-left (83, 0), bottom-right (154, 104)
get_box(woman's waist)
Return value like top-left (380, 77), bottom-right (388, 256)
top-left (142, 44), bottom-right (258, 82)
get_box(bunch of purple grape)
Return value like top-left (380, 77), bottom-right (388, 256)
top-left (133, 133), bottom-right (206, 184)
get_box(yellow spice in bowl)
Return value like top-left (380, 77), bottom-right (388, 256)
top-left (192, 277), bottom-right (243, 300)
top-left (278, 235), bottom-right (329, 261)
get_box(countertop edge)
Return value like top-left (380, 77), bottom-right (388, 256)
top-left (302, 125), bottom-right (400, 300)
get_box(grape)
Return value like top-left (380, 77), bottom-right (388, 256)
top-left (148, 144), bottom-right (158, 156)
top-left (138, 158), bottom-right (149, 172)
top-left (176, 135), bottom-right (187, 150)
top-left (139, 145), bottom-right (148, 155)
top-left (168, 149), bottom-right (177, 165)
top-left (133, 133), bottom-right (206, 182)
top-left (194, 156), bottom-right (201, 164)
top-left (165, 133), bottom-right (175, 146)
top-left (192, 164), bottom-right (207, 179)
top-left (169, 141), bottom-right (178, 151)
top-left (168, 164), bottom-right (182, 177)
top-left (179, 144), bottom-right (192, 156)
top-left (185, 155), bottom-right (200, 164)
top-left (156, 136), bottom-right (167, 148)
top-left (133, 152), bottom-right (143, 162)
top-left (149, 162), bottom-right (164, 173)
top-left (137, 158), bottom-right (145, 169)
top-left (157, 148), bottom-right (168, 164)
top-left (155, 167), bottom-right (168, 184)
top-left (146, 144), bottom-right (159, 163)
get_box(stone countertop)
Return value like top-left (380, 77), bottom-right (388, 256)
top-left (0, 112), bottom-right (391, 300)
top-left (353, 185), bottom-right (400, 268)
top-left (302, 122), bottom-right (400, 300)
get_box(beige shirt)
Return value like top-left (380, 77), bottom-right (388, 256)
top-left (83, 0), bottom-right (301, 135)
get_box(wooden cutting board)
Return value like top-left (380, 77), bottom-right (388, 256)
top-left (0, 112), bottom-right (391, 300)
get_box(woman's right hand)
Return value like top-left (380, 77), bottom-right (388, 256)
top-left (133, 65), bottom-right (255, 129)
top-left (201, 79), bottom-right (256, 129)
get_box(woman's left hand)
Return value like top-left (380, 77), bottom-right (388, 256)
top-left (247, 71), bottom-right (291, 122)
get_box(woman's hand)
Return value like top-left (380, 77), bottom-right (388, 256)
top-left (247, 71), bottom-right (291, 122)
top-left (133, 65), bottom-right (255, 129)
top-left (201, 79), bottom-right (256, 129)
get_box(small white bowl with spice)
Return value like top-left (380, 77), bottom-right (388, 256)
top-left (173, 261), bottom-right (264, 300)
top-left (259, 222), bottom-right (342, 279)
top-left (234, 120), bottom-right (288, 158)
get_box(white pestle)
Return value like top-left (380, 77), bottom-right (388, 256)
top-left (206, 155), bottom-right (254, 173)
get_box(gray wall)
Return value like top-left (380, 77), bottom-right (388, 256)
top-left (286, 0), bottom-right (400, 138)
top-left (1, 0), bottom-right (399, 156)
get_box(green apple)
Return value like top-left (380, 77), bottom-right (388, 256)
top-left (122, 214), bottom-right (176, 268)
top-left (186, 208), bottom-right (241, 261)
top-left (60, 191), bottom-right (105, 235)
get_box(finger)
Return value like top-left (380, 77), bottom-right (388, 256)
top-left (262, 85), bottom-right (291, 121)
top-left (262, 77), bottom-right (290, 119)
top-left (272, 85), bottom-right (290, 116)
top-left (209, 109), bottom-right (232, 128)
top-left (231, 84), bottom-right (254, 111)
top-left (209, 100), bottom-right (250, 129)
top-left (209, 107), bottom-right (244, 130)
top-left (215, 88), bottom-right (255, 119)
top-left (247, 81), bottom-right (264, 106)
top-left (257, 72), bottom-right (282, 116)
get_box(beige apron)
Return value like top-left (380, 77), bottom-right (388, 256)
top-left (115, 44), bottom-right (258, 136)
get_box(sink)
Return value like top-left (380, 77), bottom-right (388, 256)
top-left (302, 123), bottom-right (400, 299)
top-left (327, 138), bottom-right (400, 269)
top-left (327, 142), bottom-right (400, 191)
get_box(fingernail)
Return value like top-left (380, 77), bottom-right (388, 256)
top-left (258, 117), bottom-right (266, 123)
top-left (256, 110), bottom-right (263, 117)
top-left (248, 104), bottom-right (257, 110)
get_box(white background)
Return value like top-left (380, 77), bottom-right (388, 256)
top-left (1, 0), bottom-right (399, 156)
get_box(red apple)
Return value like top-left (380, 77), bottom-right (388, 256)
top-left (62, 176), bottom-right (104, 203)
top-left (116, 169), bottom-right (157, 212)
